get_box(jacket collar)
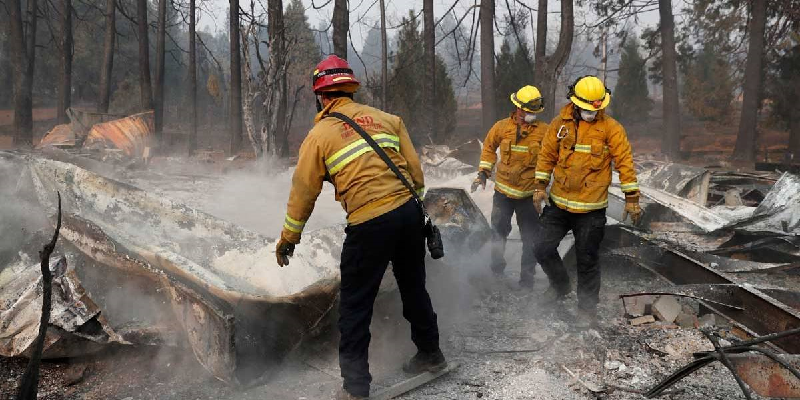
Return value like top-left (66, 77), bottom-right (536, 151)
top-left (315, 97), bottom-right (354, 123)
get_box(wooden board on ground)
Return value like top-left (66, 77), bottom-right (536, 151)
top-left (369, 363), bottom-right (459, 400)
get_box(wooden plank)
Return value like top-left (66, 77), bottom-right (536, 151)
top-left (369, 363), bottom-right (459, 400)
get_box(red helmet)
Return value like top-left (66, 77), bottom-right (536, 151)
top-left (312, 55), bottom-right (360, 93)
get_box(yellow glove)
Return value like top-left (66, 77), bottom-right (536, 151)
top-left (471, 171), bottom-right (488, 193)
top-left (532, 187), bottom-right (549, 216)
top-left (276, 236), bottom-right (296, 267)
top-left (622, 193), bottom-right (643, 225)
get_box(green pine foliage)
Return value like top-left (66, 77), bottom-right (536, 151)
top-left (682, 45), bottom-right (735, 122)
top-left (612, 37), bottom-right (652, 123)
top-left (387, 10), bottom-right (458, 143)
top-left (494, 38), bottom-right (534, 116)
top-left (768, 45), bottom-right (800, 129)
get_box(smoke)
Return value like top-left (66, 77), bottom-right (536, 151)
top-left (0, 156), bottom-right (49, 269)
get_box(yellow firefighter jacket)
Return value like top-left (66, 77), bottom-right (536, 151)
top-left (478, 115), bottom-right (547, 199)
top-left (533, 103), bottom-right (639, 213)
top-left (281, 97), bottom-right (425, 244)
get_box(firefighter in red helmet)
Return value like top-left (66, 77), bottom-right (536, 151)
top-left (276, 55), bottom-right (445, 399)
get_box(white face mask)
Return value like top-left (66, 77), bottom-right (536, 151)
top-left (523, 113), bottom-right (537, 124)
top-left (580, 110), bottom-right (598, 122)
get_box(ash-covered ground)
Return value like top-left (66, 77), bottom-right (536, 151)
top-left (1, 157), bottom-right (787, 400)
top-left (0, 238), bottom-right (763, 400)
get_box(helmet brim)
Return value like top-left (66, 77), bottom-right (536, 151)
top-left (510, 93), bottom-right (544, 113)
top-left (570, 94), bottom-right (610, 111)
top-left (315, 81), bottom-right (360, 94)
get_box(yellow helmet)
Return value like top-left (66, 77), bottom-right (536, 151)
top-left (569, 76), bottom-right (611, 110)
top-left (510, 85), bottom-right (544, 113)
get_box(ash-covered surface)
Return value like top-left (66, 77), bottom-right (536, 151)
top-left (0, 249), bottom-right (770, 400)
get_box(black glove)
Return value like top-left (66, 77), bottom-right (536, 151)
top-left (276, 238), bottom-right (296, 267)
top-left (471, 171), bottom-right (488, 193)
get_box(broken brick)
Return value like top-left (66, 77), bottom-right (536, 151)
top-left (652, 296), bottom-right (681, 323)
top-left (630, 315), bottom-right (656, 326)
top-left (623, 295), bottom-right (654, 317)
top-left (675, 312), bottom-right (698, 329)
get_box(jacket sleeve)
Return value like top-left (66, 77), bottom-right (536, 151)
top-left (397, 118), bottom-right (426, 198)
top-left (478, 122), bottom-right (502, 174)
top-left (533, 119), bottom-right (559, 188)
top-left (607, 122), bottom-right (639, 194)
top-left (281, 134), bottom-right (326, 244)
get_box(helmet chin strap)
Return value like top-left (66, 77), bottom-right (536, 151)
top-left (315, 95), bottom-right (323, 112)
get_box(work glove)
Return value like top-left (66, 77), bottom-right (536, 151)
top-left (276, 237), bottom-right (296, 267)
top-left (532, 187), bottom-right (549, 216)
top-left (622, 193), bottom-right (643, 226)
top-left (471, 171), bottom-right (489, 193)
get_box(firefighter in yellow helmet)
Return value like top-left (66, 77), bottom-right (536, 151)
top-left (532, 75), bottom-right (642, 327)
top-left (472, 85), bottom-right (547, 289)
top-left (276, 55), bottom-right (444, 400)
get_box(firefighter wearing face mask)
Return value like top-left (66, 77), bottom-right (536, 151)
top-left (532, 75), bottom-right (642, 327)
top-left (472, 85), bottom-right (547, 289)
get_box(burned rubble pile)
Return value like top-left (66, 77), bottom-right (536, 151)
top-left (2, 132), bottom-right (800, 399)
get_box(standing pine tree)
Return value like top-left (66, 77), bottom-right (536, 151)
top-left (494, 38), bottom-right (534, 116)
top-left (613, 37), bottom-right (653, 123)
top-left (683, 44), bottom-right (734, 122)
top-left (388, 10), bottom-right (457, 144)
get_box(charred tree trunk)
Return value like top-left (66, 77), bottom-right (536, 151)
top-left (57, 0), bottom-right (73, 124)
top-left (733, 0), bottom-right (767, 162)
top-left (423, 0), bottom-right (435, 142)
top-left (533, 0), bottom-right (546, 88)
top-left (154, 0), bottom-right (167, 138)
top-left (534, 0), bottom-right (573, 121)
top-left (229, 0), bottom-right (243, 154)
top-left (188, 0), bottom-right (197, 153)
top-left (332, 0), bottom-right (348, 59)
top-left (791, 58), bottom-right (800, 164)
top-left (379, 0), bottom-right (387, 110)
top-left (137, 0), bottom-right (153, 110)
top-left (97, 0), bottom-right (116, 113)
top-left (479, 0), bottom-right (496, 132)
top-left (8, 0), bottom-right (36, 145)
top-left (659, 0), bottom-right (680, 160)
top-left (15, 193), bottom-right (61, 400)
top-left (268, 0), bottom-right (288, 156)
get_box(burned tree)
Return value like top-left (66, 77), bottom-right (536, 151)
top-left (379, 0), bottom-right (387, 109)
top-left (423, 0), bottom-right (435, 141)
top-left (479, 0), bottom-right (496, 131)
top-left (14, 193), bottom-right (61, 400)
top-left (188, 0), bottom-right (197, 153)
top-left (659, 0), bottom-right (681, 160)
top-left (332, 0), bottom-right (348, 59)
top-left (240, 0), bottom-right (294, 158)
top-left (734, 0), bottom-right (768, 162)
top-left (533, 0), bottom-right (573, 121)
top-left (97, 0), bottom-right (116, 113)
top-left (229, 0), bottom-right (243, 153)
top-left (7, 0), bottom-right (37, 145)
top-left (154, 0), bottom-right (167, 137)
top-left (57, 0), bottom-right (73, 124)
top-left (137, 0), bottom-right (153, 110)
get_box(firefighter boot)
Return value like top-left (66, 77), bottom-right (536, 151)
top-left (575, 308), bottom-right (599, 329)
top-left (333, 387), bottom-right (367, 400)
top-left (538, 284), bottom-right (570, 306)
top-left (402, 348), bottom-right (447, 374)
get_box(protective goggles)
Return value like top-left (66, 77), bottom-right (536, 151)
top-left (512, 93), bottom-right (544, 112)
top-left (573, 93), bottom-right (607, 109)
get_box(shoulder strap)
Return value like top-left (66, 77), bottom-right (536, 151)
top-left (327, 112), bottom-right (425, 207)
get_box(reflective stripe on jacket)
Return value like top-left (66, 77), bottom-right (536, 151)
top-left (281, 97), bottom-right (424, 243)
top-left (534, 103), bottom-right (639, 213)
top-left (478, 115), bottom-right (547, 199)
